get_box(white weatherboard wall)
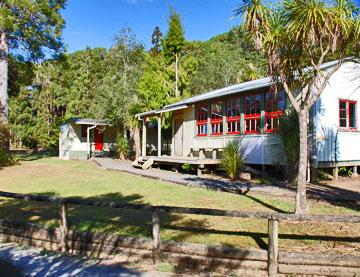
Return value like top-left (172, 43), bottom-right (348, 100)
top-left (314, 62), bottom-right (360, 164)
top-left (59, 123), bottom-right (70, 160)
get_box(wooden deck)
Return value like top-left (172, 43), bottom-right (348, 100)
top-left (143, 156), bottom-right (220, 165)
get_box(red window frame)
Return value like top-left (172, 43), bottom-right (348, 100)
top-left (226, 97), bottom-right (241, 135)
top-left (339, 99), bottom-right (357, 131)
top-left (265, 92), bottom-right (285, 133)
top-left (210, 100), bottom-right (224, 135)
top-left (196, 103), bottom-right (208, 136)
top-left (244, 93), bottom-right (261, 134)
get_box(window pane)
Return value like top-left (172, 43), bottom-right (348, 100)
top-left (197, 104), bottom-right (208, 122)
top-left (211, 101), bottom-right (223, 119)
top-left (340, 101), bottom-right (347, 110)
top-left (227, 98), bottom-right (240, 117)
top-left (245, 94), bottom-right (261, 115)
top-left (349, 103), bottom-right (356, 128)
top-left (340, 110), bottom-right (347, 120)
top-left (340, 118), bottom-right (347, 128)
top-left (278, 92), bottom-right (286, 111)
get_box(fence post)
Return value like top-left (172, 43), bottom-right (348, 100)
top-left (152, 208), bottom-right (161, 263)
top-left (59, 201), bottom-right (68, 252)
top-left (268, 217), bottom-right (279, 277)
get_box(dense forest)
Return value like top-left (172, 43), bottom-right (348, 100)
top-left (8, 9), bottom-right (265, 151)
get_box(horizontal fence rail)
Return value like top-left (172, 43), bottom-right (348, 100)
top-left (0, 190), bottom-right (359, 276)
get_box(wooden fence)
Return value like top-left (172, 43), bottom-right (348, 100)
top-left (0, 190), bottom-right (359, 276)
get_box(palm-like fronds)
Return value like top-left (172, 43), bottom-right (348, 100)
top-left (234, 0), bottom-right (269, 31)
top-left (284, 0), bottom-right (333, 45)
top-left (221, 140), bottom-right (244, 179)
top-left (234, 0), bottom-right (269, 49)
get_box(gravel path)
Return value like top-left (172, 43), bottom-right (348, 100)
top-left (0, 243), bottom-right (166, 277)
top-left (93, 158), bottom-right (295, 197)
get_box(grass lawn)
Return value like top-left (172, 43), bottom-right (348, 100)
top-left (0, 154), bottom-right (359, 254)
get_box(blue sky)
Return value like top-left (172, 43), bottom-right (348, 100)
top-left (61, 0), bottom-right (242, 53)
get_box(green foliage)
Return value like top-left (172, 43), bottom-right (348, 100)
top-left (162, 8), bottom-right (185, 63)
top-left (0, 120), bottom-right (14, 167)
top-left (181, 163), bottom-right (193, 173)
top-left (155, 263), bottom-right (176, 273)
top-left (0, 0), bottom-right (66, 59)
top-left (151, 26), bottom-right (163, 56)
top-left (188, 38), bottom-right (265, 94)
top-left (278, 108), bottom-right (299, 179)
top-left (116, 135), bottom-right (129, 160)
top-left (7, 8), bottom-right (267, 154)
top-left (221, 140), bottom-right (244, 179)
top-left (339, 167), bottom-right (353, 177)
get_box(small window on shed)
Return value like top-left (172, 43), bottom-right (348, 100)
top-left (81, 125), bottom-right (88, 137)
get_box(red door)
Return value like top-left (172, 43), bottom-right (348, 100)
top-left (94, 128), bottom-right (104, 151)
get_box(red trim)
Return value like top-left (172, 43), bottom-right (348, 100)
top-left (226, 116), bottom-right (241, 135)
top-left (244, 93), bottom-right (261, 134)
top-left (265, 111), bottom-right (284, 133)
top-left (339, 99), bottom-right (357, 131)
top-left (244, 115), bottom-right (261, 134)
top-left (226, 97), bottom-right (240, 134)
top-left (210, 100), bottom-right (224, 135)
top-left (196, 103), bottom-right (209, 136)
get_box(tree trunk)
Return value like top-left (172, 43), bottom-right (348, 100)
top-left (0, 32), bottom-right (8, 119)
top-left (296, 109), bottom-right (309, 214)
top-left (132, 125), bottom-right (141, 159)
top-left (175, 53), bottom-right (179, 98)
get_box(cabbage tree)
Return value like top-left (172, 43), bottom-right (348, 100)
top-left (236, 0), bottom-right (360, 214)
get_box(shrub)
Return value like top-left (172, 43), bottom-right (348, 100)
top-left (221, 140), bottom-right (244, 179)
top-left (339, 167), bottom-right (352, 177)
top-left (116, 135), bottom-right (129, 160)
top-left (0, 120), bottom-right (14, 167)
top-left (181, 163), bottom-right (193, 174)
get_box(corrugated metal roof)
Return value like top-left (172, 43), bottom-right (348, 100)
top-left (67, 118), bottom-right (110, 126)
top-left (136, 59), bottom-right (352, 118)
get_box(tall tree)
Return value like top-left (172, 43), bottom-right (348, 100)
top-left (0, 0), bottom-right (66, 119)
top-left (236, 0), bottom-right (360, 213)
top-left (162, 8), bottom-right (185, 98)
top-left (94, 28), bottom-right (145, 158)
top-left (151, 26), bottom-right (163, 57)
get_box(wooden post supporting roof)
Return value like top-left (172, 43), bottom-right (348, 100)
top-left (142, 120), bottom-right (146, 157)
top-left (157, 116), bottom-right (161, 157)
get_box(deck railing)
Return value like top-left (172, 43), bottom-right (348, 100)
top-left (0, 190), bottom-right (359, 276)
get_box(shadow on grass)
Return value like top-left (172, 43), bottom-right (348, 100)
top-left (0, 191), bottom-right (359, 274)
top-left (11, 150), bottom-right (57, 162)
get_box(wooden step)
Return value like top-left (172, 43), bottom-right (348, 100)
top-left (142, 158), bottom-right (154, 170)
top-left (132, 158), bottom-right (144, 169)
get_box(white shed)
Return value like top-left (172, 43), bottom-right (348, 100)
top-left (59, 118), bottom-right (116, 160)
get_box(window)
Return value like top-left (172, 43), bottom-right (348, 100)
top-left (339, 100), bottom-right (357, 130)
top-left (81, 125), bottom-right (88, 138)
top-left (265, 91), bottom-right (285, 133)
top-left (244, 94), bottom-right (261, 134)
top-left (226, 97), bottom-right (240, 134)
top-left (196, 103), bottom-right (208, 136)
top-left (210, 100), bottom-right (224, 135)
